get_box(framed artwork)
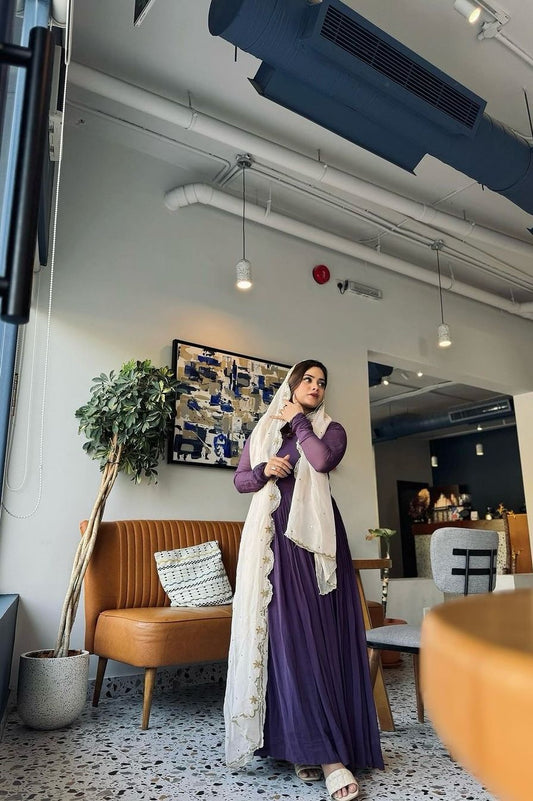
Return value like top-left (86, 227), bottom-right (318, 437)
top-left (168, 340), bottom-right (290, 468)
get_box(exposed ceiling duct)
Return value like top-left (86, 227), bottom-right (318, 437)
top-left (208, 0), bottom-right (533, 221)
top-left (372, 396), bottom-right (514, 443)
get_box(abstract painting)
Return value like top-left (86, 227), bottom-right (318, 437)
top-left (168, 340), bottom-right (290, 468)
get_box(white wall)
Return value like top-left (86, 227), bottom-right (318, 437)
top-left (2, 125), bottom-right (533, 679)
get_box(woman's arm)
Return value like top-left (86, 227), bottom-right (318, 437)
top-left (234, 436), bottom-right (270, 493)
top-left (291, 413), bottom-right (347, 473)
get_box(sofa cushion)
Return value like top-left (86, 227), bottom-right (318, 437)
top-left (93, 606), bottom-right (233, 667)
top-left (154, 540), bottom-right (233, 607)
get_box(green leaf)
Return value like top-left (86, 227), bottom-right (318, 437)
top-left (77, 359), bottom-right (177, 484)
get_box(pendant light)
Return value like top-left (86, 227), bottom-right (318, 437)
top-left (235, 155), bottom-right (253, 290)
top-left (432, 240), bottom-right (452, 348)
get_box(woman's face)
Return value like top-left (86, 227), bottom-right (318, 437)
top-left (292, 365), bottom-right (326, 413)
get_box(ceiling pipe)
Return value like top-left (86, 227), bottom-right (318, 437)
top-left (51, 0), bottom-right (68, 26)
top-left (164, 182), bottom-right (533, 320)
top-left (370, 381), bottom-right (457, 408)
top-left (68, 63), bottom-right (533, 260)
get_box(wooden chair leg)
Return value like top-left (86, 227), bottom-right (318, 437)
top-left (92, 656), bottom-right (108, 707)
top-left (373, 664), bottom-right (395, 732)
top-left (141, 667), bottom-right (157, 729)
top-left (412, 652), bottom-right (424, 723)
top-left (368, 647), bottom-right (381, 686)
top-left (368, 649), bottom-right (396, 732)
top-left (354, 568), bottom-right (395, 732)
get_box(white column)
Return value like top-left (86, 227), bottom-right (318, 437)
top-left (513, 391), bottom-right (533, 559)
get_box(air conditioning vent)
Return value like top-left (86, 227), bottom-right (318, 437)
top-left (320, 5), bottom-right (481, 130)
top-left (448, 398), bottom-right (512, 423)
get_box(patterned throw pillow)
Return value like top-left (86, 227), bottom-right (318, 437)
top-left (154, 540), bottom-right (233, 607)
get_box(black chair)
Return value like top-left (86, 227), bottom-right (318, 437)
top-left (365, 527), bottom-right (499, 723)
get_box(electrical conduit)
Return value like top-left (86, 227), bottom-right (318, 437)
top-left (164, 183), bottom-right (533, 320)
top-left (68, 62), bottom-right (533, 260)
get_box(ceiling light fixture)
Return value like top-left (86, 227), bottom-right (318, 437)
top-left (475, 0), bottom-right (510, 25)
top-left (432, 240), bottom-right (452, 348)
top-left (476, 442), bottom-right (484, 456)
top-left (235, 154), bottom-right (253, 290)
top-left (453, 1), bottom-right (533, 71)
top-left (453, 0), bottom-right (482, 24)
top-left (453, 0), bottom-right (510, 26)
top-left (417, 370), bottom-right (424, 377)
top-left (381, 376), bottom-right (390, 386)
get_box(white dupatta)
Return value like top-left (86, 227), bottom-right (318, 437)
top-left (224, 366), bottom-right (337, 768)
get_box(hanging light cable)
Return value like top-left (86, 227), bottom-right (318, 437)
top-left (432, 240), bottom-right (452, 348)
top-left (235, 155), bottom-right (253, 290)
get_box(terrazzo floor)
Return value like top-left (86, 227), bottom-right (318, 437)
top-left (0, 662), bottom-right (495, 801)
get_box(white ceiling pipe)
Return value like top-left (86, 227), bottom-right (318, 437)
top-left (164, 183), bottom-right (533, 320)
top-left (516, 300), bottom-right (533, 313)
top-left (69, 63), bottom-right (533, 259)
top-left (51, 0), bottom-right (69, 25)
top-left (370, 381), bottom-right (457, 407)
top-left (492, 30), bottom-right (533, 70)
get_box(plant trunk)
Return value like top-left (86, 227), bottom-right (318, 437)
top-left (54, 438), bottom-right (122, 658)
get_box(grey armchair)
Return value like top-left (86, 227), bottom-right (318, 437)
top-left (365, 527), bottom-right (499, 724)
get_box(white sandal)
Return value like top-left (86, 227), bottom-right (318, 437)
top-left (294, 763), bottom-right (323, 782)
top-left (325, 767), bottom-right (360, 800)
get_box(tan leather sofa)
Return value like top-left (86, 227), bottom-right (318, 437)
top-left (83, 519), bottom-right (242, 728)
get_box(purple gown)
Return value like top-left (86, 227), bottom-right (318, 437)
top-left (234, 413), bottom-right (384, 771)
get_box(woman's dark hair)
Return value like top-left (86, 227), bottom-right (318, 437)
top-left (288, 359), bottom-right (328, 396)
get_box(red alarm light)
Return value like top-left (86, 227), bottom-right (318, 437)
top-left (312, 264), bottom-right (330, 285)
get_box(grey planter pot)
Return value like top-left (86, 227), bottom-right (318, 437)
top-left (17, 649), bottom-right (89, 729)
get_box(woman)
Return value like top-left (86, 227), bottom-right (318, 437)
top-left (224, 360), bottom-right (383, 800)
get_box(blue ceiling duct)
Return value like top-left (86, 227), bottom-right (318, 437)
top-left (372, 397), bottom-right (514, 443)
top-left (208, 0), bottom-right (533, 218)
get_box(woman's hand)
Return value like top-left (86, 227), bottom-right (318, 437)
top-left (271, 399), bottom-right (304, 424)
top-left (264, 453), bottom-right (292, 480)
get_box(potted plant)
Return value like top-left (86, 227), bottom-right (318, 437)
top-left (366, 527), bottom-right (396, 617)
top-left (17, 359), bottom-right (177, 729)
